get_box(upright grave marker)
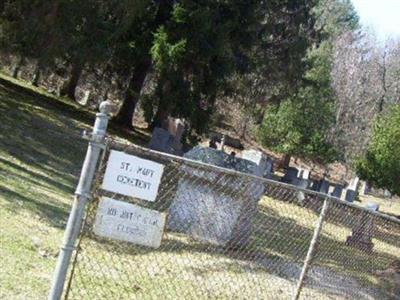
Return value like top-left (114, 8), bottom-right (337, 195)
top-left (241, 149), bottom-right (274, 178)
top-left (319, 179), bottom-right (330, 194)
top-left (282, 167), bottom-right (299, 184)
top-left (346, 202), bottom-right (379, 253)
top-left (168, 147), bottom-right (264, 247)
top-left (330, 184), bottom-right (343, 199)
top-left (345, 176), bottom-right (359, 202)
top-left (149, 127), bottom-right (175, 154)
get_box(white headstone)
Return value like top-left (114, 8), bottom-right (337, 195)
top-left (349, 177), bottom-right (360, 191)
top-left (301, 169), bottom-right (310, 179)
top-left (81, 90), bottom-right (91, 105)
top-left (241, 149), bottom-right (272, 178)
top-left (219, 135), bottom-right (226, 151)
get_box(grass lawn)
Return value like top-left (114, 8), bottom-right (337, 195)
top-left (0, 80), bottom-right (90, 299)
top-left (0, 77), bottom-right (147, 299)
top-left (66, 192), bottom-right (400, 299)
top-left (0, 76), bottom-right (399, 299)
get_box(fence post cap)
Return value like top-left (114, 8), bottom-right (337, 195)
top-left (99, 100), bottom-right (116, 115)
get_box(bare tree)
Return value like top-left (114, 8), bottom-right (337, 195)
top-left (331, 29), bottom-right (400, 163)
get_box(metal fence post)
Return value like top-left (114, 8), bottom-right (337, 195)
top-left (292, 197), bottom-right (329, 300)
top-left (48, 101), bottom-right (114, 300)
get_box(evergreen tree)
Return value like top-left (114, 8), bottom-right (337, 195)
top-left (356, 105), bottom-right (400, 196)
top-left (0, 1), bottom-right (118, 94)
top-left (259, 0), bottom-right (359, 165)
top-left (115, 1), bottom-right (320, 133)
top-left (143, 1), bottom-right (261, 134)
top-left (112, 0), bottom-right (171, 128)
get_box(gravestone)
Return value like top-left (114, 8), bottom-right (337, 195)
top-left (310, 180), bottom-right (320, 191)
top-left (345, 189), bottom-right (357, 202)
top-left (360, 181), bottom-right (369, 196)
top-left (319, 179), bottom-right (330, 194)
top-left (281, 167), bottom-right (299, 184)
top-left (166, 118), bottom-right (184, 155)
top-left (241, 149), bottom-right (274, 179)
top-left (383, 190), bottom-right (392, 198)
top-left (330, 184), bottom-right (343, 199)
top-left (219, 135), bottom-right (226, 151)
top-left (167, 147), bottom-right (265, 248)
top-left (344, 176), bottom-right (360, 202)
top-left (349, 177), bottom-right (360, 191)
top-left (149, 127), bottom-right (175, 154)
top-left (363, 181), bottom-right (371, 195)
top-left (209, 132), bottom-right (244, 149)
top-left (300, 169), bottom-right (310, 179)
top-left (265, 160), bottom-right (274, 179)
top-left (174, 121), bottom-right (184, 153)
top-left (294, 178), bottom-right (310, 189)
top-left (81, 90), bottom-right (91, 105)
top-left (294, 178), bottom-right (310, 202)
top-left (149, 118), bottom-right (185, 156)
top-left (346, 202), bottom-right (379, 253)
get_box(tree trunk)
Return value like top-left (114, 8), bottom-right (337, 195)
top-left (31, 61), bottom-right (43, 86)
top-left (240, 113), bottom-right (249, 139)
top-left (61, 61), bottom-right (84, 100)
top-left (31, 58), bottom-right (45, 86)
top-left (114, 61), bottom-right (150, 129)
top-left (280, 154), bottom-right (291, 170)
top-left (151, 107), bottom-right (169, 130)
top-left (377, 50), bottom-right (387, 114)
top-left (12, 56), bottom-right (24, 78)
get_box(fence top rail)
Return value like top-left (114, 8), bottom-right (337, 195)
top-left (105, 137), bottom-right (400, 226)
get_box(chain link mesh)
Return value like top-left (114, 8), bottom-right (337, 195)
top-left (65, 139), bottom-right (400, 300)
top-left (303, 200), bottom-right (400, 299)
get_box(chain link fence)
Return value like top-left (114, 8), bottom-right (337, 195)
top-left (62, 137), bottom-right (400, 300)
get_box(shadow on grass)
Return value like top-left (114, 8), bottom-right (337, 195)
top-left (0, 185), bottom-right (69, 228)
top-left (0, 157), bottom-right (74, 193)
top-left (0, 83), bottom-right (85, 225)
top-left (0, 77), bottom-right (151, 146)
top-left (0, 84), bottom-right (88, 169)
top-left (0, 81), bottom-right (151, 229)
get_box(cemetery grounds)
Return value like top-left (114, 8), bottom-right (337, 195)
top-left (0, 74), bottom-right (400, 299)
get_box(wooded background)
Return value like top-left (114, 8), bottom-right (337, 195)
top-left (1, 0), bottom-right (399, 194)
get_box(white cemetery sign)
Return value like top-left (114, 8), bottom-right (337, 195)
top-left (302, 169), bottom-right (310, 179)
top-left (102, 150), bottom-right (164, 202)
top-left (94, 197), bottom-right (166, 248)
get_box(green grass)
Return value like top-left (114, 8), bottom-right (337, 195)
top-left (359, 194), bottom-right (400, 217)
top-left (65, 195), bottom-right (400, 299)
top-left (0, 78), bottom-right (148, 299)
top-left (0, 78), bottom-right (93, 299)
top-left (0, 77), bottom-right (399, 299)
